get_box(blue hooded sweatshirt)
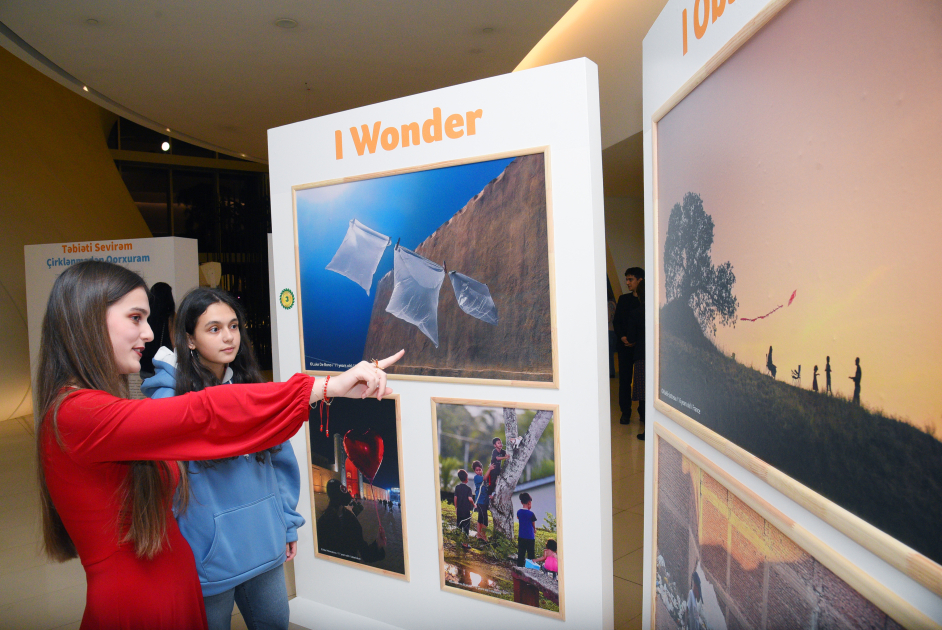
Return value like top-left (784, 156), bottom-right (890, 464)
top-left (141, 347), bottom-right (306, 596)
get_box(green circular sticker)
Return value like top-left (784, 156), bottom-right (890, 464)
top-left (279, 288), bottom-right (295, 310)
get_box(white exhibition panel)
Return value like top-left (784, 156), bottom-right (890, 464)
top-left (23, 237), bottom-right (199, 390)
top-left (641, 1), bottom-right (942, 627)
top-left (268, 59), bottom-right (612, 628)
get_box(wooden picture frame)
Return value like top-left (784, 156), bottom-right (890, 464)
top-left (651, 0), bottom-right (942, 595)
top-left (304, 394), bottom-right (409, 581)
top-left (430, 398), bottom-right (564, 619)
top-left (291, 148), bottom-right (559, 388)
top-left (652, 424), bottom-right (938, 629)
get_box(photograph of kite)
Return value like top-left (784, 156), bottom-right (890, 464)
top-left (306, 396), bottom-right (408, 580)
top-left (654, 0), bottom-right (942, 584)
top-left (293, 150), bottom-right (556, 385)
top-left (431, 399), bottom-right (563, 618)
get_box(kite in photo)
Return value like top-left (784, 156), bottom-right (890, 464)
top-left (740, 290), bottom-right (797, 322)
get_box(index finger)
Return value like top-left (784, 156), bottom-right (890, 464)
top-left (376, 349), bottom-right (405, 370)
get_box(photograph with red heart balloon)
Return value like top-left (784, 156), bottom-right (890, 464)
top-left (306, 395), bottom-right (408, 580)
top-left (433, 399), bottom-right (562, 618)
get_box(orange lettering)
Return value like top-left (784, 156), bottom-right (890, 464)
top-left (445, 114), bottom-right (464, 139)
top-left (694, 0), bottom-right (709, 39)
top-left (401, 122), bottom-right (420, 147)
top-left (350, 122), bottom-right (382, 156)
top-left (381, 127), bottom-right (400, 151)
top-left (422, 108), bottom-right (442, 143)
top-left (683, 9), bottom-right (688, 55)
top-left (712, 0), bottom-right (725, 23)
top-left (334, 130), bottom-right (343, 160)
top-left (466, 109), bottom-right (483, 135)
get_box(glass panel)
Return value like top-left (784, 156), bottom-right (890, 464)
top-left (172, 170), bottom-right (217, 251)
top-left (119, 118), bottom-right (170, 154)
top-left (119, 164), bottom-right (169, 236)
top-left (172, 138), bottom-right (216, 159)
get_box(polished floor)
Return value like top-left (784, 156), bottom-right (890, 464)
top-left (0, 378), bottom-right (645, 628)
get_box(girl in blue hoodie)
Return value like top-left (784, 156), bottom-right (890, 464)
top-left (143, 287), bottom-right (304, 630)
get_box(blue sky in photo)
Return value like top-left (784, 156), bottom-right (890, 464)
top-left (296, 156), bottom-right (515, 369)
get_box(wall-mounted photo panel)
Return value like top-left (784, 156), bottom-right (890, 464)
top-left (293, 150), bottom-right (558, 387)
top-left (652, 0), bottom-right (942, 593)
top-left (431, 399), bottom-right (563, 619)
top-left (305, 395), bottom-right (408, 581)
top-left (653, 425), bottom-right (937, 630)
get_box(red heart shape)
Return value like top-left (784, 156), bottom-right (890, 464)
top-left (343, 428), bottom-right (384, 482)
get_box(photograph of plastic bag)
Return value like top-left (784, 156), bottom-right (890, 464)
top-left (449, 271), bottom-right (498, 326)
top-left (385, 246), bottom-right (445, 346)
top-left (325, 219), bottom-right (391, 295)
top-left (294, 150), bottom-right (555, 384)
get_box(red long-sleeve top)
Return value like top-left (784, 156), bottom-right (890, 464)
top-left (41, 374), bottom-right (315, 630)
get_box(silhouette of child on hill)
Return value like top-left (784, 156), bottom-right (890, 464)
top-left (766, 346), bottom-right (777, 379)
top-left (849, 358), bottom-right (862, 405)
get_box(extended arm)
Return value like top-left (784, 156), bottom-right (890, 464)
top-left (57, 374), bottom-right (315, 464)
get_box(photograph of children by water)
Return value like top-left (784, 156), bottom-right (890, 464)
top-left (432, 399), bottom-right (562, 618)
top-left (654, 0), bottom-right (942, 572)
top-left (306, 396), bottom-right (408, 579)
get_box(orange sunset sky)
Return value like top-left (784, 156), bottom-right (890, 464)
top-left (656, 0), bottom-right (942, 433)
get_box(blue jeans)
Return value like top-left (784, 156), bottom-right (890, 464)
top-left (203, 564), bottom-right (289, 630)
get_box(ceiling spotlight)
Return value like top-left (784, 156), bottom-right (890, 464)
top-left (85, 18), bottom-right (99, 26)
top-left (166, 128), bottom-right (171, 132)
top-left (82, 86), bottom-right (89, 92)
top-left (274, 18), bottom-right (298, 29)
top-left (161, 141), bottom-right (170, 152)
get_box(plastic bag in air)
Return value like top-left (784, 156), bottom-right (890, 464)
top-left (449, 271), bottom-right (499, 325)
top-left (385, 246), bottom-right (445, 346)
top-left (325, 219), bottom-right (391, 295)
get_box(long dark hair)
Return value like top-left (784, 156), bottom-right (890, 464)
top-left (36, 261), bottom-right (189, 561)
top-left (140, 282), bottom-right (175, 374)
top-left (174, 287), bottom-right (274, 466)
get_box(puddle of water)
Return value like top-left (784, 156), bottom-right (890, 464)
top-left (444, 561), bottom-right (509, 597)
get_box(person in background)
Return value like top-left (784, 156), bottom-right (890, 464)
top-left (488, 437), bottom-right (508, 497)
top-left (139, 282), bottom-right (174, 378)
top-left (453, 469), bottom-right (474, 548)
top-left (687, 571), bottom-right (702, 630)
top-left (537, 539), bottom-right (558, 577)
top-left (316, 479), bottom-right (386, 564)
top-left (607, 280), bottom-right (618, 378)
top-left (472, 460), bottom-right (492, 542)
top-left (142, 287), bottom-right (303, 630)
top-left (623, 269), bottom-right (646, 438)
top-left (515, 492), bottom-right (538, 567)
top-left (614, 267), bottom-right (644, 424)
top-left (36, 260), bottom-right (403, 629)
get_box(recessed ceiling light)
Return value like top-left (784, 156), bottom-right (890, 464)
top-left (166, 128), bottom-right (171, 132)
top-left (82, 86), bottom-right (89, 91)
top-left (274, 18), bottom-right (298, 29)
top-left (161, 141), bottom-right (170, 152)
top-left (85, 18), bottom-right (99, 26)
top-left (482, 27), bottom-right (495, 34)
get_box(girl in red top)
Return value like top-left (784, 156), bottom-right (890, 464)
top-left (36, 261), bottom-right (402, 629)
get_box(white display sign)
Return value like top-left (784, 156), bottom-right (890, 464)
top-left (268, 59), bottom-right (610, 628)
top-left (24, 237), bottom-right (199, 401)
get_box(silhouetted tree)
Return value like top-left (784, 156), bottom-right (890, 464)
top-left (664, 192), bottom-right (738, 335)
